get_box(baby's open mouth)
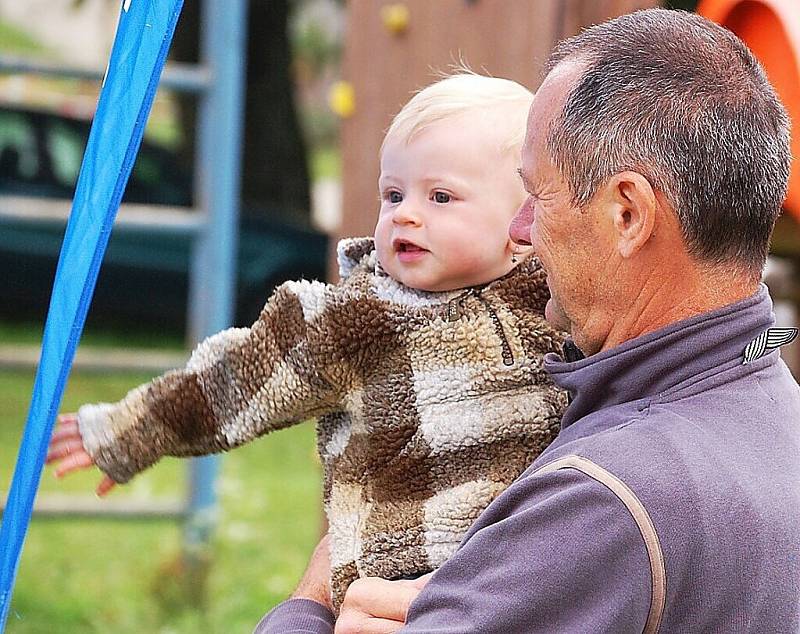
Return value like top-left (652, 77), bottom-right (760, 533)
top-left (394, 239), bottom-right (426, 253)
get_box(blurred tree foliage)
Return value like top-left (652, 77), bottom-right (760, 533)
top-left (290, 0), bottom-right (343, 154)
top-left (292, 14), bottom-right (341, 77)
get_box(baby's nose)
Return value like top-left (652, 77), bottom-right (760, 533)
top-left (393, 201), bottom-right (422, 225)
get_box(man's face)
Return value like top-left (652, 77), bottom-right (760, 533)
top-left (375, 111), bottom-right (526, 292)
top-left (510, 63), bottom-right (610, 351)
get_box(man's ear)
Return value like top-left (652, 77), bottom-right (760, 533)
top-left (603, 171), bottom-right (657, 259)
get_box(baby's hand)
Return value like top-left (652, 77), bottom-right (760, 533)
top-left (46, 413), bottom-right (116, 496)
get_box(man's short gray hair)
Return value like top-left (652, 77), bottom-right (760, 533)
top-left (547, 8), bottom-right (791, 277)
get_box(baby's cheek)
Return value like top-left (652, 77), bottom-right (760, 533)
top-left (373, 227), bottom-right (392, 261)
top-left (462, 237), bottom-right (505, 264)
top-left (447, 249), bottom-right (501, 283)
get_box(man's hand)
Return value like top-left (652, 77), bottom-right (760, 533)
top-left (292, 534), bottom-right (334, 611)
top-left (335, 573), bottom-right (432, 634)
top-left (46, 413), bottom-right (116, 496)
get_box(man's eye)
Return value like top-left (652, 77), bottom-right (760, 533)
top-left (386, 191), bottom-right (403, 204)
top-left (433, 191), bottom-right (451, 204)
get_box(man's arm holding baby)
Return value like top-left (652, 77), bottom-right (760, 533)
top-left (254, 536), bottom-right (430, 634)
top-left (256, 468), bottom-right (652, 633)
top-left (48, 279), bottom-right (345, 487)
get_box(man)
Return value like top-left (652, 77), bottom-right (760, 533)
top-left (256, 9), bottom-right (800, 632)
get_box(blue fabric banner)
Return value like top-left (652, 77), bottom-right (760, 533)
top-left (0, 0), bottom-right (184, 627)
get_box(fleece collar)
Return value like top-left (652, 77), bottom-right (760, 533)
top-left (336, 237), bottom-right (378, 281)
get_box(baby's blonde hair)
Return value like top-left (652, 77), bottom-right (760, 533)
top-left (382, 72), bottom-right (534, 157)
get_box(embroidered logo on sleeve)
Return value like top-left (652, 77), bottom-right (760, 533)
top-left (742, 327), bottom-right (799, 364)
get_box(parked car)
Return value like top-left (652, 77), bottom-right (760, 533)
top-left (0, 103), bottom-right (193, 206)
top-left (0, 103), bottom-right (328, 332)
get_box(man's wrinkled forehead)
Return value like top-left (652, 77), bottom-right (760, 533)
top-left (531, 61), bottom-right (584, 137)
top-left (523, 60), bottom-right (585, 168)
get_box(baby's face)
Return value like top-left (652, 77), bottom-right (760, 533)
top-left (375, 111), bottom-right (528, 292)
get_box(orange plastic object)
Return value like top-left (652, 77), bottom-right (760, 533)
top-left (698, 0), bottom-right (800, 220)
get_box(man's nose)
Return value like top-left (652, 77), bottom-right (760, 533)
top-left (509, 198), bottom-right (534, 246)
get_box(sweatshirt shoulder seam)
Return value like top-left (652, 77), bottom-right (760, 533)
top-left (534, 454), bottom-right (665, 633)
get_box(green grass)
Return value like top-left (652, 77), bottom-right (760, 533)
top-left (0, 321), bottom-right (185, 351)
top-left (1, 366), bottom-right (322, 633)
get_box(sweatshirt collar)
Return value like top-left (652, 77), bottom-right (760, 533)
top-left (544, 285), bottom-right (775, 429)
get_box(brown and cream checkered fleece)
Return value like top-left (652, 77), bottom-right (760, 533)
top-left (78, 237), bottom-right (567, 609)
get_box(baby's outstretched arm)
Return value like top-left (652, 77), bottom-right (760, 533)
top-left (49, 280), bottom-right (343, 488)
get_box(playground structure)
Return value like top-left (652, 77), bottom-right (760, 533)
top-left (698, 0), bottom-right (800, 220)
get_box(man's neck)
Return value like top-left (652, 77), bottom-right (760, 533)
top-left (596, 267), bottom-right (758, 354)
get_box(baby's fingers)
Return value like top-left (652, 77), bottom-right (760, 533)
top-left (96, 476), bottom-right (116, 497)
top-left (55, 413), bottom-right (79, 430)
top-left (53, 451), bottom-right (94, 478)
top-left (49, 426), bottom-right (81, 446)
top-left (46, 438), bottom-right (87, 464)
top-left (50, 416), bottom-right (80, 444)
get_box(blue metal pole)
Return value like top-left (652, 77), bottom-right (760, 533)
top-left (184, 0), bottom-right (248, 554)
top-left (0, 0), bottom-right (184, 628)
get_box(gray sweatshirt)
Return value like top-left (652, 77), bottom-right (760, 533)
top-left (255, 285), bottom-right (800, 633)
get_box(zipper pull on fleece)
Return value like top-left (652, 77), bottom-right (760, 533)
top-left (447, 289), bottom-right (477, 322)
top-left (475, 293), bottom-right (514, 366)
top-left (447, 298), bottom-right (461, 322)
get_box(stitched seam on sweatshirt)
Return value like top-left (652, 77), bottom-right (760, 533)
top-left (534, 455), bottom-right (666, 634)
top-left (615, 405), bottom-right (651, 432)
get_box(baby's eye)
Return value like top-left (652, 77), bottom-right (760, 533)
top-left (433, 191), bottom-right (451, 204)
top-left (385, 190), bottom-right (403, 204)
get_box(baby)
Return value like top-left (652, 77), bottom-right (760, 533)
top-left (48, 73), bottom-right (567, 609)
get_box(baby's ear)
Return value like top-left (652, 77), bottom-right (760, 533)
top-left (508, 238), bottom-right (533, 256)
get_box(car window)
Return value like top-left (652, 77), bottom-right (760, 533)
top-left (133, 151), bottom-right (161, 185)
top-left (46, 120), bottom-right (86, 191)
top-left (127, 144), bottom-right (192, 206)
top-left (0, 107), bottom-right (191, 206)
top-left (0, 111), bottom-right (40, 182)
